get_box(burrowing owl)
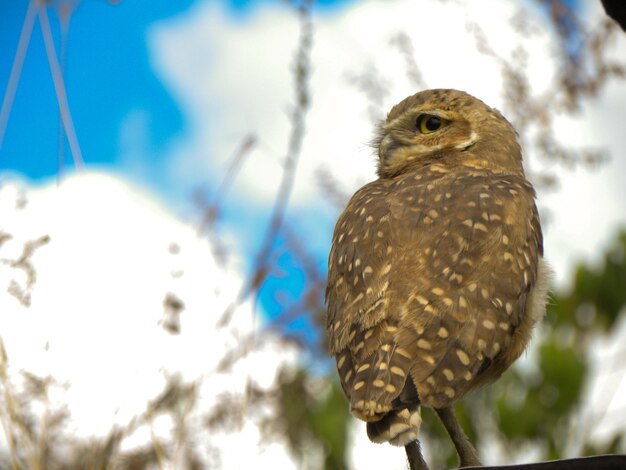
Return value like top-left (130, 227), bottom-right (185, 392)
top-left (326, 89), bottom-right (550, 467)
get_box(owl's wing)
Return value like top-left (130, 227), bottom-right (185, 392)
top-left (388, 172), bottom-right (544, 408)
top-left (326, 172), bottom-right (544, 417)
top-left (326, 180), bottom-right (412, 420)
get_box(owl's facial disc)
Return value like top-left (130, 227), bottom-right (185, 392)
top-left (377, 108), bottom-right (476, 177)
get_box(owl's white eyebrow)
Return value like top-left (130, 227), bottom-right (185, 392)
top-left (415, 110), bottom-right (448, 118)
top-left (456, 131), bottom-right (478, 151)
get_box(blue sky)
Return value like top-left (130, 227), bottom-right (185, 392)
top-left (1, 0), bottom-right (625, 346)
top-left (0, 0), bottom-right (353, 184)
top-left (1, 1), bottom-right (184, 178)
top-left (3, 2), bottom-right (626, 465)
top-left (0, 0), bottom-right (343, 342)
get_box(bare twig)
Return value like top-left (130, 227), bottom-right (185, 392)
top-left (314, 167), bottom-right (352, 210)
top-left (38, 3), bottom-right (84, 168)
top-left (195, 134), bottom-right (257, 265)
top-left (345, 65), bottom-right (389, 125)
top-left (390, 32), bottom-right (428, 90)
top-left (245, 1), bottom-right (312, 291)
top-left (0, 340), bottom-right (21, 470)
top-left (1, 235), bottom-right (50, 307)
top-left (466, 15), bottom-right (613, 176)
top-left (218, 0), bottom-right (313, 327)
top-left (55, 2), bottom-right (77, 181)
top-left (212, 134), bottom-right (257, 212)
top-left (197, 134), bottom-right (257, 232)
top-left (0, 0), bottom-right (37, 151)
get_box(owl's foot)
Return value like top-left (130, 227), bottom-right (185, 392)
top-left (435, 406), bottom-right (482, 468)
top-left (405, 440), bottom-right (430, 470)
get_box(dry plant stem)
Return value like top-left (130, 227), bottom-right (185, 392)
top-left (218, 0), bottom-right (312, 327)
top-left (198, 135), bottom-right (257, 265)
top-left (0, 341), bottom-right (20, 470)
top-left (435, 407), bottom-right (482, 468)
top-left (314, 167), bottom-right (352, 209)
top-left (211, 134), bottom-right (257, 211)
top-left (148, 418), bottom-right (167, 470)
top-left (56, 5), bottom-right (73, 182)
top-left (246, 1), bottom-right (312, 291)
top-left (390, 32), bottom-right (427, 89)
top-left (405, 440), bottom-right (430, 470)
top-left (35, 379), bottom-right (51, 470)
top-left (466, 16), bottom-right (615, 178)
top-left (38, 4), bottom-right (84, 168)
top-left (0, 339), bottom-right (40, 470)
top-left (198, 134), bottom-right (257, 235)
top-left (0, 0), bottom-right (37, 150)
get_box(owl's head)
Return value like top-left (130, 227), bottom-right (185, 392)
top-left (375, 89), bottom-right (523, 178)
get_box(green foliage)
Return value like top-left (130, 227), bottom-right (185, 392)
top-left (494, 339), bottom-right (586, 458)
top-left (487, 230), bottom-right (626, 460)
top-left (549, 231), bottom-right (626, 330)
top-left (269, 368), bottom-right (350, 468)
top-left (420, 403), bottom-right (477, 469)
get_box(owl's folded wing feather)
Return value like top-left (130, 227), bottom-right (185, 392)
top-left (388, 172), bottom-right (544, 408)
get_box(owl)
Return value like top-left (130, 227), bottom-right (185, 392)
top-left (326, 89), bottom-right (550, 467)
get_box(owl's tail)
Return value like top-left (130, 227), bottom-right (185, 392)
top-left (366, 405), bottom-right (422, 447)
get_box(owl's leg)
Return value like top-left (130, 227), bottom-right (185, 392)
top-left (434, 407), bottom-right (482, 468)
top-left (405, 440), bottom-right (429, 470)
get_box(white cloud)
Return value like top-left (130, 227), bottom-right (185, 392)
top-left (143, 0), bottom-right (626, 464)
top-left (149, 0), bottom-right (527, 203)
top-left (541, 77), bottom-right (626, 288)
top-left (149, 0), bottom-right (626, 286)
top-left (0, 172), bottom-right (298, 467)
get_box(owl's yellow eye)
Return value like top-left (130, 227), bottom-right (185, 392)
top-left (416, 114), bottom-right (446, 134)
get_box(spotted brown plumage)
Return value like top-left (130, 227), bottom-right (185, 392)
top-left (326, 89), bottom-right (550, 465)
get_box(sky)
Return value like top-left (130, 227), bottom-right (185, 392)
top-left (0, 173), bottom-right (304, 467)
top-left (2, 0), bottom-right (625, 294)
top-left (1, 0), bottom-right (626, 466)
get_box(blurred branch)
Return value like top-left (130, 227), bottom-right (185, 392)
top-left (216, 223), bottom-right (328, 374)
top-left (262, 224), bottom-right (326, 342)
top-left (195, 134), bottom-right (257, 265)
top-left (345, 64), bottom-right (389, 125)
top-left (208, 134), bottom-right (257, 221)
top-left (0, 340), bottom-right (54, 470)
top-left (245, 0), bottom-right (312, 290)
top-left (314, 167), bottom-right (352, 210)
top-left (0, 0), bottom-right (37, 151)
top-left (54, 2), bottom-right (78, 181)
top-left (219, 0), bottom-right (313, 327)
top-left (0, 340), bottom-right (21, 470)
top-left (38, 3), bottom-right (84, 168)
top-left (465, 10), bottom-right (616, 181)
top-left (0, 235), bottom-right (50, 307)
top-left (537, 0), bottom-right (626, 112)
top-left (390, 32), bottom-right (428, 90)
top-left (282, 223), bottom-right (324, 284)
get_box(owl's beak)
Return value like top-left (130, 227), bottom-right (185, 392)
top-left (379, 133), bottom-right (399, 160)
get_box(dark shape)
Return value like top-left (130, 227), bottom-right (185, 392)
top-left (436, 407), bottom-right (481, 468)
top-left (602, 0), bottom-right (626, 31)
top-left (405, 440), bottom-right (429, 470)
top-left (463, 454), bottom-right (626, 469)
